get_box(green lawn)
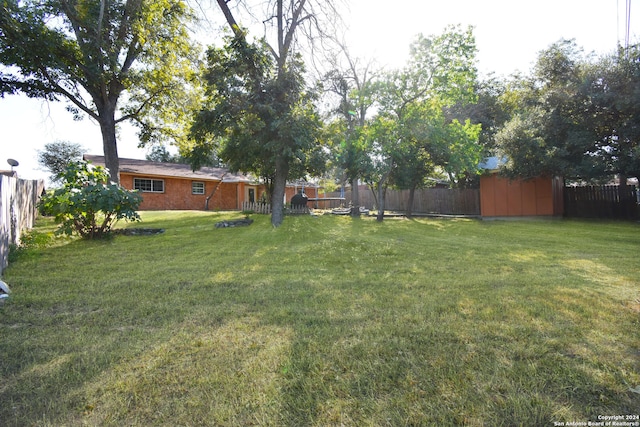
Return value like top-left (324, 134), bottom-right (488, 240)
top-left (1, 212), bottom-right (639, 426)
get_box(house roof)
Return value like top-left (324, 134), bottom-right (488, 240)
top-left (83, 155), bottom-right (253, 183)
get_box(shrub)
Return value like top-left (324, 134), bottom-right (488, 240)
top-left (7, 228), bottom-right (57, 263)
top-left (39, 161), bottom-right (142, 239)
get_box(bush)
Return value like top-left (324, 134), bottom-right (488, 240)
top-left (8, 229), bottom-right (51, 263)
top-left (39, 161), bottom-right (142, 239)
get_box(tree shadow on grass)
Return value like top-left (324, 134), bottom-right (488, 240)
top-left (1, 215), bottom-right (639, 425)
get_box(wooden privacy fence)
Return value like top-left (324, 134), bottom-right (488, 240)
top-left (326, 188), bottom-right (481, 216)
top-left (0, 175), bottom-right (45, 275)
top-left (564, 185), bottom-right (639, 219)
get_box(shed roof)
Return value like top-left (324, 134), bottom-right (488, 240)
top-left (478, 156), bottom-right (508, 172)
top-left (83, 155), bottom-right (253, 183)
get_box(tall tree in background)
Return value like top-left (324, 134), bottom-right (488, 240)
top-left (371, 26), bottom-right (481, 218)
top-left (192, 0), bottom-right (338, 226)
top-left (411, 25), bottom-right (483, 189)
top-left (323, 47), bottom-right (377, 216)
top-left (589, 44), bottom-right (640, 184)
top-left (359, 115), bottom-right (398, 221)
top-left (0, 0), bottom-right (198, 183)
top-left (37, 141), bottom-right (85, 185)
top-left (495, 39), bottom-right (640, 189)
top-left (387, 102), bottom-right (436, 218)
top-left (495, 40), bottom-right (602, 180)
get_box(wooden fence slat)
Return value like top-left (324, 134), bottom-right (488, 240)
top-left (244, 185), bottom-right (637, 219)
top-left (242, 201), bottom-right (271, 214)
top-left (0, 176), bottom-right (45, 275)
top-left (563, 184), bottom-right (638, 219)
top-left (241, 201), bottom-right (311, 215)
top-left (325, 187), bottom-right (481, 216)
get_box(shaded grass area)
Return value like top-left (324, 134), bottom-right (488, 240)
top-left (1, 211), bottom-right (639, 426)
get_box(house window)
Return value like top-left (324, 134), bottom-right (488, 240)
top-left (134, 178), bottom-right (164, 193)
top-left (192, 181), bottom-right (205, 195)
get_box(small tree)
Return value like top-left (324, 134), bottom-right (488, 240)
top-left (361, 116), bottom-right (399, 222)
top-left (39, 161), bottom-right (142, 239)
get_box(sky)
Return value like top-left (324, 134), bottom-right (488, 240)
top-left (0, 0), bottom-right (636, 181)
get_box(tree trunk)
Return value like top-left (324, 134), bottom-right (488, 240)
top-left (205, 172), bottom-right (227, 210)
top-left (350, 177), bottom-right (360, 217)
top-left (376, 181), bottom-right (385, 222)
top-left (406, 185), bottom-right (416, 218)
top-left (98, 106), bottom-right (120, 185)
top-left (262, 176), bottom-right (275, 204)
top-left (271, 155), bottom-right (289, 227)
top-left (368, 183), bottom-right (378, 211)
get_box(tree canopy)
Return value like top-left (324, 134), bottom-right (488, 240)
top-left (190, 33), bottom-right (325, 203)
top-left (322, 47), bottom-right (378, 216)
top-left (494, 39), bottom-right (640, 184)
top-left (324, 25), bottom-right (482, 220)
top-left (0, 0), bottom-right (198, 183)
top-left (187, 0), bottom-right (338, 226)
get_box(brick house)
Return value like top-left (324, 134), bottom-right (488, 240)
top-left (83, 155), bottom-right (318, 211)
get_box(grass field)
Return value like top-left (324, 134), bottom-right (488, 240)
top-left (1, 211), bottom-right (639, 426)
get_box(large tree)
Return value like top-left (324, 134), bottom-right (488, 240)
top-left (323, 47), bottom-right (378, 216)
top-left (496, 39), bottom-right (640, 188)
top-left (191, 33), bottom-right (325, 211)
top-left (0, 0), bottom-right (198, 183)
top-left (371, 26), bottom-right (481, 218)
top-left (589, 44), bottom-right (640, 183)
top-left (190, 0), bottom-right (338, 226)
top-left (495, 40), bottom-right (606, 181)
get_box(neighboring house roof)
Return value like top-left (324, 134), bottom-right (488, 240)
top-left (83, 154), bottom-right (253, 183)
